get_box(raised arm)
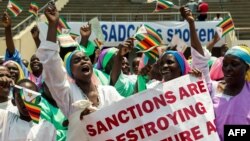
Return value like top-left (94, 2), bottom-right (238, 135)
top-left (110, 38), bottom-right (133, 85)
top-left (45, 4), bottom-right (58, 43)
top-left (2, 12), bottom-right (29, 77)
top-left (181, 7), bottom-right (212, 91)
top-left (2, 12), bottom-right (15, 55)
top-left (206, 32), bottom-right (220, 52)
top-left (31, 25), bottom-right (41, 48)
top-left (180, 6), bottom-right (204, 56)
top-left (36, 3), bottom-right (71, 117)
top-left (80, 23), bottom-right (91, 47)
top-left (78, 24), bottom-right (96, 57)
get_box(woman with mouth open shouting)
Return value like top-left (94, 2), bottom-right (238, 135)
top-left (36, 3), bottom-right (124, 141)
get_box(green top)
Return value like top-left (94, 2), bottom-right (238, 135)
top-left (77, 40), bottom-right (96, 57)
top-left (137, 75), bottom-right (149, 92)
top-left (114, 72), bottom-right (136, 97)
top-left (39, 98), bottom-right (68, 141)
top-left (93, 68), bottom-right (110, 85)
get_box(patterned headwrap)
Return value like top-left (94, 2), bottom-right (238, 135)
top-left (3, 60), bottom-right (25, 82)
top-left (225, 46), bottom-right (250, 81)
top-left (164, 51), bottom-right (191, 75)
top-left (96, 48), bottom-right (118, 71)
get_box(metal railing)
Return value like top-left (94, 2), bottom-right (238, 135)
top-left (2, 10), bottom-right (249, 40)
top-left (235, 27), bottom-right (250, 40)
top-left (0, 11), bottom-right (231, 32)
top-left (58, 11), bottom-right (231, 22)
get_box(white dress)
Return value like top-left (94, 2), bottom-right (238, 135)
top-left (0, 99), bottom-right (18, 114)
top-left (36, 41), bottom-right (123, 141)
top-left (0, 109), bottom-right (56, 141)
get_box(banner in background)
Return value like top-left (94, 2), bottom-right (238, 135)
top-left (82, 75), bottom-right (220, 141)
top-left (38, 21), bottom-right (225, 46)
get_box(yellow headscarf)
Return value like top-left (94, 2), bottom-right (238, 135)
top-left (225, 45), bottom-right (250, 82)
top-left (3, 60), bottom-right (25, 82)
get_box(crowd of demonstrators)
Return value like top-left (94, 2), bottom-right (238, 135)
top-left (0, 2), bottom-right (249, 141)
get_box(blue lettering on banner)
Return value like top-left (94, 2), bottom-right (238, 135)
top-left (99, 22), bottom-right (218, 44)
top-left (118, 24), bottom-right (126, 41)
top-left (183, 29), bottom-right (189, 42)
top-left (175, 29), bottom-right (182, 39)
top-left (156, 29), bottom-right (162, 37)
top-left (101, 24), bottom-right (136, 42)
top-left (166, 28), bottom-right (215, 43)
top-left (207, 29), bottom-right (215, 41)
top-left (127, 25), bottom-right (135, 38)
top-left (109, 25), bottom-right (117, 42)
top-left (167, 29), bottom-right (173, 42)
top-left (101, 24), bottom-right (108, 41)
top-left (199, 29), bottom-right (206, 42)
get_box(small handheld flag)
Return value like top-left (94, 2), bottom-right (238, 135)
top-left (154, 0), bottom-right (179, 12)
top-left (134, 24), bottom-right (163, 44)
top-left (144, 24), bottom-right (163, 43)
top-left (57, 34), bottom-right (79, 48)
top-left (29, 2), bottom-right (39, 17)
top-left (15, 85), bottom-right (42, 124)
top-left (216, 16), bottom-right (235, 38)
top-left (57, 16), bottom-right (70, 34)
top-left (7, 0), bottom-right (23, 17)
top-left (135, 35), bottom-right (160, 61)
top-left (134, 24), bottom-right (163, 62)
top-left (134, 24), bottom-right (147, 38)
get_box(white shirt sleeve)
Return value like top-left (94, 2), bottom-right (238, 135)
top-left (191, 47), bottom-right (212, 91)
top-left (36, 41), bottom-right (72, 117)
top-left (98, 85), bottom-right (124, 109)
top-left (28, 120), bottom-right (57, 141)
top-left (0, 109), bottom-right (6, 141)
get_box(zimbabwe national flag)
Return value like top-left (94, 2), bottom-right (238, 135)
top-left (155, 0), bottom-right (174, 12)
top-left (144, 24), bottom-right (163, 43)
top-left (7, 0), bottom-right (23, 17)
top-left (136, 34), bottom-right (160, 61)
top-left (20, 88), bottom-right (42, 124)
top-left (29, 2), bottom-right (39, 17)
top-left (136, 41), bottom-right (159, 61)
top-left (135, 24), bottom-right (163, 44)
top-left (216, 16), bottom-right (235, 37)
